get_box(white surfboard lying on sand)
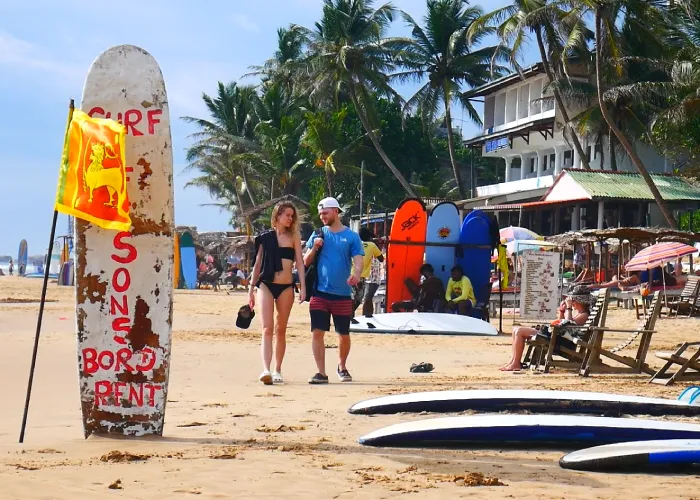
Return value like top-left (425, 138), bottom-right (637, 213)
top-left (560, 439), bottom-right (700, 471)
top-left (348, 389), bottom-right (700, 417)
top-left (358, 415), bottom-right (700, 448)
top-left (349, 312), bottom-right (497, 336)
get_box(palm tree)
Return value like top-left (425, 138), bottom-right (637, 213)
top-left (300, 107), bottom-right (368, 196)
top-left (391, 0), bottom-right (509, 199)
top-left (294, 0), bottom-right (418, 197)
top-left (182, 82), bottom-right (261, 208)
top-left (590, 0), bottom-right (677, 226)
top-left (473, 0), bottom-right (592, 169)
top-left (246, 27), bottom-right (307, 93)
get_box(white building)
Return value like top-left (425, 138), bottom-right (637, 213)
top-left (462, 63), bottom-right (697, 231)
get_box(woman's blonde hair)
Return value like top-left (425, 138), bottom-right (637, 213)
top-left (271, 202), bottom-right (299, 234)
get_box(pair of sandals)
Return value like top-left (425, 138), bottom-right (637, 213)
top-left (259, 370), bottom-right (284, 385)
top-left (409, 362), bottom-right (434, 373)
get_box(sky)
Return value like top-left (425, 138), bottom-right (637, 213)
top-left (0, 0), bottom-right (526, 258)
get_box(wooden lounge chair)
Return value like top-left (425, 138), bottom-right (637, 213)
top-left (524, 289), bottom-right (610, 373)
top-left (665, 276), bottom-right (700, 318)
top-left (649, 342), bottom-right (700, 386)
top-left (577, 291), bottom-right (662, 377)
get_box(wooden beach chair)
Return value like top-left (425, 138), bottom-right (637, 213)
top-left (665, 276), bottom-right (700, 318)
top-left (649, 342), bottom-right (700, 386)
top-left (524, 289), bottom-right (609, 373)
top-left (577, 291), bottom-right (662, 377)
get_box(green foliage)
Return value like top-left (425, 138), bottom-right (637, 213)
top-left (679, 210), bottom-right (700, 231)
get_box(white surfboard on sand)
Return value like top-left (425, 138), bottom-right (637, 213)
top-left (348, 389), bottom-right (700, 416)
top-left (76, 45), bottom-right (174, 437)
top-left (350, 312), bottom-right (497, 336)
top-left (560, 439), bottom-right (700, 471)
top-left (358, 415), bottom-right (700, 448)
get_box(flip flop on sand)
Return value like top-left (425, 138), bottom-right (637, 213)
top-left (410, 362), bottom-right (434, 373)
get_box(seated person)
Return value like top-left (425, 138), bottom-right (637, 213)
top-left (588, 266), bottom-right (640, 290)
top-left (573, 267), bottom-right (595, 283)
top-left (445, 265), bottom-right (475, 315)
top-left (500, 285), bottom-right (592, 371)
top-left (391, 264), bottom-right (445, 312)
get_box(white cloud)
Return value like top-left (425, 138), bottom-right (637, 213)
top-left (0, 31), bottom-right (83, 83)
top-left (231, 14), bottom-right (260, 33)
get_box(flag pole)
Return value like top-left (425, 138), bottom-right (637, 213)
top-left (19, 99), bottom-right (75, 443)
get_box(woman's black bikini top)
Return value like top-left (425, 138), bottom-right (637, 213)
top-left (279, 247), bottom-right (295, 261)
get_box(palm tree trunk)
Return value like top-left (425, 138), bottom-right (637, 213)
top-left (594, 8), bottom-right (675, 227)
top-left (240, 167), bottom-right (257, 206)
top-left (535, 28), bottom-right (591, 170)
top-left (608, 131), bottom-right (617, 171)
top-left (348, 83), bottom-right (418, 198)
top-left (444, 84), bottom-right (466, 199)
top-left (326, 169), bottom-right (334, 197)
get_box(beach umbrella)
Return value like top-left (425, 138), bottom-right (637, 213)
top-left (499, 226), bottom-right (541, 242)
top-left (624, 242), bottom-right (698, 272)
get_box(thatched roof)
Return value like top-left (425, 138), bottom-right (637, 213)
top-left (240, 195), bottom-right (311, 218)
top-left (546, 227), bottom-right (700, 246)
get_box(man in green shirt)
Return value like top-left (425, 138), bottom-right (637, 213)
top-left (445, 265), bottom-right (475, 315)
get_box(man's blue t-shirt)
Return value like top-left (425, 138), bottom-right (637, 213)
top-left (306, 227), bottom-right (364, 297)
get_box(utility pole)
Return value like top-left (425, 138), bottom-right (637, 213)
top-left (359, 161), bottom-right (365, 223)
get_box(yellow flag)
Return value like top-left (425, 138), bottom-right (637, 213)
top-left (497, 245), bottom-right (509, 289)
top-left (55, 109), bottom-right (131, 231)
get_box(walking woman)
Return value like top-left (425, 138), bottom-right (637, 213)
top-left (248, 202), bottom-right (306, 385)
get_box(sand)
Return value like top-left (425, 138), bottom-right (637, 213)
top-left (1, 275), bottom-right (700, 499)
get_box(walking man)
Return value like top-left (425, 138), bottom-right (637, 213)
top-left (304, 197), bottom-right (364, 384)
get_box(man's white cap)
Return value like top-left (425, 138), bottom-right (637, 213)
top-left (317, 197), bottom-right (342, 212)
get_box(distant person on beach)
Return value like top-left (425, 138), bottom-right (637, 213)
top-left (588, 266), bottom-right (640, 291)
top-left (303, 197), bottom-right (364, 385)
top-left (391, 264), bottom-right (445, 313)
top-left (445, 266), bottom-right (475, 315)
top-left (353, 228), bottom-right (384, 316)
top-left (248, 201), bottom-right (306, 385)
top-left (8, 258), bottom-right (13, 276)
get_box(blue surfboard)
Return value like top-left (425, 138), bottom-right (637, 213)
top-left (17, 240), bottom-right (28, 277)
top-left (456, 210), bottom-right (492, 304)
top-left (560, 439), bottom-right (700, 471)
top-left (426, 202), bottom-right (461, 286)
top-left (179, 232), bottom-right (197, 290)
top-left (358, 415), bottom-right (700, 448)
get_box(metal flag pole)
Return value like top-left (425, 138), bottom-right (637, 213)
top-left (19, 99), bottom-right (74, 444)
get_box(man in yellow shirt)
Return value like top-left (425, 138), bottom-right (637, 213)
top-left (353, 228), bottom-right (384, 316)
top-left (445, 265), bottom-right (475, 315)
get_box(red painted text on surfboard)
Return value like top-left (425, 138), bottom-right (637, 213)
top-left (111, 232), bottom-right (136, 345)
top-left (87, 107), bottom-right (162, 136)
top-left (80, 230), bottom-right (164, 408)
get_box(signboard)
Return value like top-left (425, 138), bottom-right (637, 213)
top-left (485, 136), bottom-right (509, 153)
top-left (519, 251), bottom-right (562, 320)
top-left (75, 45), bottom-right (174, 437)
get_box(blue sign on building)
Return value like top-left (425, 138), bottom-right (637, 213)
top-left (485, 136), bottom-right (509, 153)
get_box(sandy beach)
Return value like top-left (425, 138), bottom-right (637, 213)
top-left (2, 276), bottom-right (700, 499)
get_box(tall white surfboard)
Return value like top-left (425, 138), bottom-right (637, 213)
top-left (75, 45), bottom-right (174, 437)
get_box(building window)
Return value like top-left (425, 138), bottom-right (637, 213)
top-left (550, 153), bottom-right (556, 170)
top-left (530, 158), bottom-right (536, 173)
top-left (564, 150), bottom-right (573, 167)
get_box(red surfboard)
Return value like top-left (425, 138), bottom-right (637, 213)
top-left (386, 199), bottom-right (427, 311)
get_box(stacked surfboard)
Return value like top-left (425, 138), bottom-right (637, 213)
top-left (351, 199), bottom-right (494, 336)
top-left (349, 389), bottom-right (700, 472)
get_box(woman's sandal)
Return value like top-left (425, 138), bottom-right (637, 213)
top-left (410, 362), bottom-right (435, 373)
top-left (272, 372), bottom-right (284, 384)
